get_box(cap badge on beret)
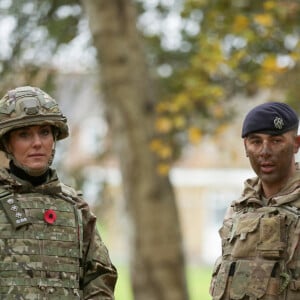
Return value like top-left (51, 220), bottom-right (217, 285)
top-left (274, 117), bottom-right (284, 130)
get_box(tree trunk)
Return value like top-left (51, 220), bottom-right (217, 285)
top-left (81, 0), bottom-right (189, 299)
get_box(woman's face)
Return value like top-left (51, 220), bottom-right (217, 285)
top-left (7, 125), bottom-right (54, 174)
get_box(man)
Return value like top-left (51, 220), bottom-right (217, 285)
top-left (210, 102), bottom-right (300, 300)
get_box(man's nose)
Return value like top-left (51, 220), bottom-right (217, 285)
top-left (259, 141), bottom-right (271, 156)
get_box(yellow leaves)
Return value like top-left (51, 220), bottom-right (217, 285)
top-left (173, 115), bottom-right (186, 129)
top-left (184, 0), bottom-right (208, 9)
top-left (207, 86), bottom-right (224, 99)
top-left (215, 124), bottom-right (228, 136)
top-left (257, 73), bottom-right (275, 87)
top-left (149, 139), bottom-right (162, 152)
top-left (151, 125), bottom-right (202, 175)
top-left (158, 145), bottom-right (172, 159)
top-left (290, 52), bottom-right (300, 63)
top-left (149, 139), bottom-right (172, 159)
top-left (150, 139), bottom-right (173, 176)
top-left (156, 94), bottom-right (190, 114)
top-left (261, 56), bottom-right (278, 71)
top-left (155, 114), bottom-right (187, 134)
top-left (210, 104), bottom-right (224, 119)
top-left (156, 163), bottom-right (171, 176)
top-left (188, 127), bottom-right (202, 144)
top-left (228, 49), bottom-right (247, 67)
top-left (253, 13), bottom-right (273, 27)
top-left (262, 56), bottom-right (286, 73)
top-left (173, 93), bottom-right (190, 111)
top-left (257, 56), bottom-right (283, 86)
top-left (263, 1), bottom-right (276, 10)
top-left (233, 15), bottom-right (249, 32)
top-left (155, 117), bottom-right (172, 133)
top-left (156, 102), bottom-right (170, 113)
top-left (193, 37), bottom-right (224, 74)
top-left (155, 94), bottom-right (188, 135)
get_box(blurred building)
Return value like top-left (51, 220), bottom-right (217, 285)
top-left (53, 73), bottom-right (285, 266)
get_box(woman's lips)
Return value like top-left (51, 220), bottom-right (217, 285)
top-left (28, 154), bottom-right (45, 159)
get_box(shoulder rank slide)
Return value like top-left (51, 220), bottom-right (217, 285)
top-left (0, 196), bottom-right (31, 229)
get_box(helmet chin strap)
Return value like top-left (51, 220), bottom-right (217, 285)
top-left (48, 141), bottom-right (56, 167)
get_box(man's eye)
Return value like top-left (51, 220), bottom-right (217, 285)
top-left (250, 140), bottom-right (260, 144)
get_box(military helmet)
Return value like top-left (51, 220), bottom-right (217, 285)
top-left (0, 86), bottom-right (69, 150)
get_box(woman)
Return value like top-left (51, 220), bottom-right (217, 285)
top-left (0, 86), bottom-right (117, 299)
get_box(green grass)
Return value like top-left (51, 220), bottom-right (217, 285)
top-left (114, 265), bottom-right (133, 300)
top-left (187, 266), bottom-right (211, 300)
top-left (114, 265), bottom-right (212, 300)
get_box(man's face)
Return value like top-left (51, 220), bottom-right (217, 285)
top-left (244, 131), bottom-right (300, 187)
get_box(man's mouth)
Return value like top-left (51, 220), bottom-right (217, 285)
top-left (260, 163), bottom-right (275, 173)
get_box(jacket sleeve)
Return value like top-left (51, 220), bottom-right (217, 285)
top-left (78, 199), bottom-right (118, 299)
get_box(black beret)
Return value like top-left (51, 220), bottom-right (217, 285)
top-left (241, 102), bottom-right (299, 138)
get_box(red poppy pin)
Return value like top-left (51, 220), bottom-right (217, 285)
top-left (44, 209), bottom-right (57, 224)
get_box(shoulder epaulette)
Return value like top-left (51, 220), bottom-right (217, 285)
top-left (0, 187), bottom-right (31, 229)
top-left (0, 187), bottom-right (11, 198)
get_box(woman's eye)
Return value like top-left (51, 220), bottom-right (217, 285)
top-left (18, 131), bottom-right (29, 138)
top-left (40, 129), bottom-right (50, 136)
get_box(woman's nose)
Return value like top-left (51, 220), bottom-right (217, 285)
top-left (32, 134), bottom-right (42, 146)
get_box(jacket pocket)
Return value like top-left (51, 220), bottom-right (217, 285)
top-left (257, 215), bottom-right (286, 259)
top-left (231, 215), bottom-right (261, 258)
top-left (210, 258), bottom-right (232, 300)
top-left (230, 260), bottom-right (277, 299)
top-left (219, 221), bottom-right (233, 257)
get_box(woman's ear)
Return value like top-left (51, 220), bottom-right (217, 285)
top-left (2, 139), bottom-right (10, 153)
top-left (1, 134), bottom-right (12, 155)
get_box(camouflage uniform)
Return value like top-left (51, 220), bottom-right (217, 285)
top-left (210, 169), bottom-right (300, 300)
top-left (0, 86), bottom-right (117, 299)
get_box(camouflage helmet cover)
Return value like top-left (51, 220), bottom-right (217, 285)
top-left (0, 86), bottom-right (69, 149)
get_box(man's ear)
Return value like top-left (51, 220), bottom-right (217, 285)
top-left (294, 135), bottom-right (300, 153)
top-left (243, 138), bottom-right (249, 157)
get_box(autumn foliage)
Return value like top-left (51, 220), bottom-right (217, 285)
top-left (151, 0), bottom-right (300, 174)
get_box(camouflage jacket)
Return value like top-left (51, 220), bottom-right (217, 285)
top-left (0, 167), bottom-right (117, 299)
top-left (210, 170), bottom-right (300, 300)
